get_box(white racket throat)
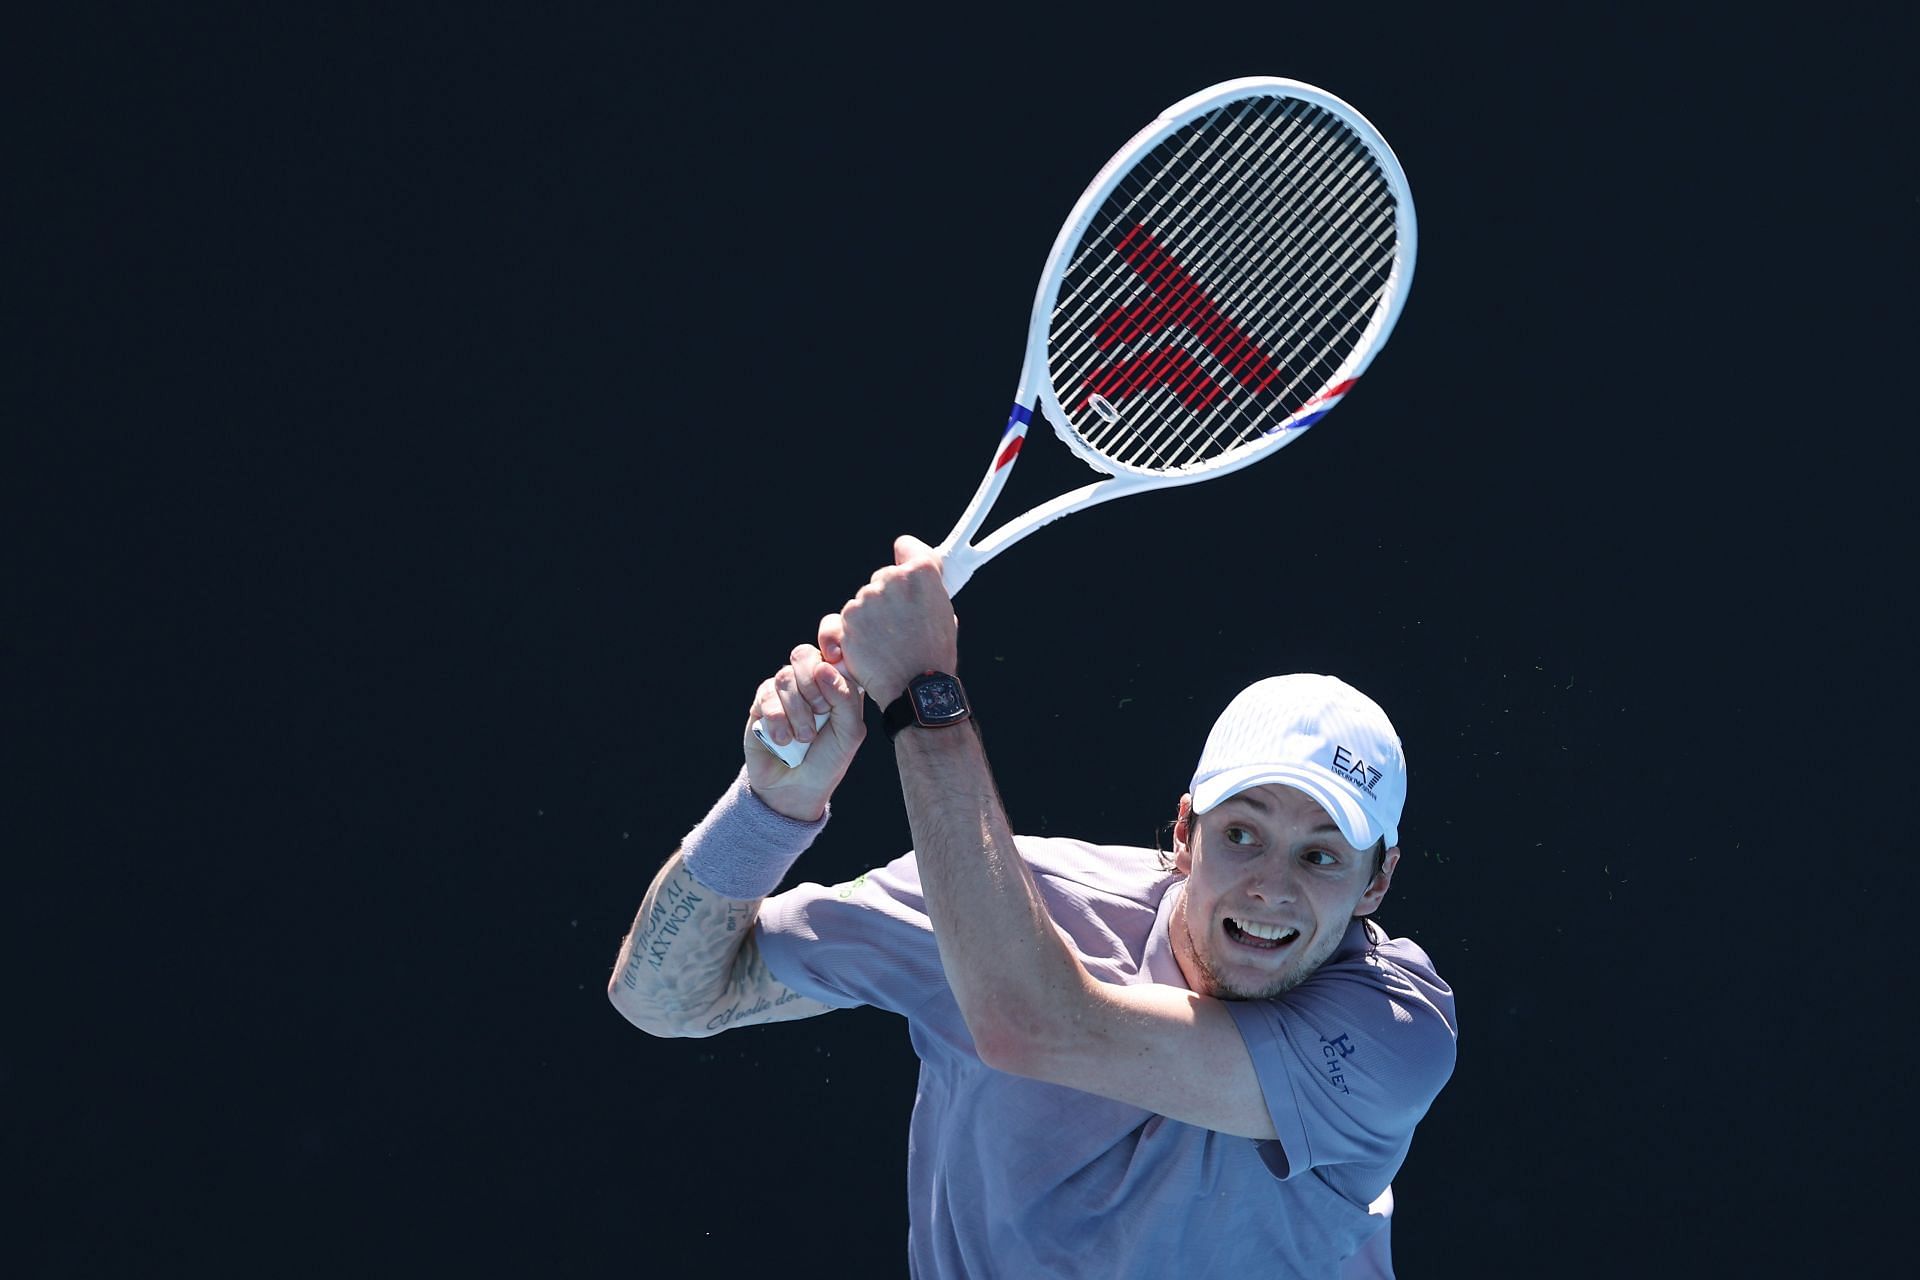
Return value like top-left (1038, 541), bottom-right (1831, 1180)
top-left (755, 76), bottom-right (1415, 768)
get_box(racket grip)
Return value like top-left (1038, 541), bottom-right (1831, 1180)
top-left (749, 710), bottom-right (830, 768)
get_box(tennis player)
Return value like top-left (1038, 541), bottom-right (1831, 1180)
top-left (610, 536), bottom-right (1456, 1277)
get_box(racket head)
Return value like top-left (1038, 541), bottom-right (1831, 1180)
top-left (1028, 77), bottom-right (1416, 480)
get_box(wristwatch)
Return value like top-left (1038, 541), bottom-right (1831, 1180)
top-left (883, 671), bottom-right (972, 739)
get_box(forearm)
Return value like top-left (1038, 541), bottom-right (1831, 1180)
top-left (608, 771), bottom-right (833, 1037)
top-left (822, 534), bottom-right (1088, 1055)
top-left (893, 724), bottom-right (1090, 1063)
top-left (608, 852), bottom-right (763, 1034)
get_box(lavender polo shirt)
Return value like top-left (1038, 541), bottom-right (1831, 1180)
top-left (756, 835), bottom-right (1457, 1279)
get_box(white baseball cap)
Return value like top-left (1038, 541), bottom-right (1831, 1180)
top-left (1188, 674), bottom-right (1407, 850)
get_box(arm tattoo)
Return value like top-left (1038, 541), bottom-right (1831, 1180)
top-left (620, 866), bottom-right (707, 987)
top-left (610, 853), bottom-right (834, 1036)
top-left (703, 941), bottom-right (809, 1031)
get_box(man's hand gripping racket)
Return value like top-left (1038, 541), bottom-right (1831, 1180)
top-left (753, 76), bottom-right (1417, 766)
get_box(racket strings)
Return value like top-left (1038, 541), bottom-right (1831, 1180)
top-left (1048, 101), bottom-right (1327, 385)
top-left (1084, 108), bottom-right (1393, 466)
top-left (1076, 101), bottom-right (1393, 436)
top-left (1049, 108), bottom-right (1320, 394)
top-left (1081, 112), bottom-right (1389, 464)
top-left (1047, 97), bottom-right (1401, 472)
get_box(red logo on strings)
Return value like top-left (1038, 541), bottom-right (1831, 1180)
top-left (1079, 224), bottom-right (1283, 413)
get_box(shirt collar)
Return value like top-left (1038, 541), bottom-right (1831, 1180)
top-left (1144, 876), bottom-right (1190, 989)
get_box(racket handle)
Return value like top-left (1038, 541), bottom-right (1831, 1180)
top-left (749, 711), bottom-right (829, 768)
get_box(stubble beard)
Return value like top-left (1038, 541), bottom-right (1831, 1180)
top-left (1180, 903), bottom-right (1328, 1002)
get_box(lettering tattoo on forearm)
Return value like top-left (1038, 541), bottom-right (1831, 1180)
top-left (706, 948), bottom-right (810, 1036)
top-left (622, 871), bottom-right (705, 985)
top-left (619, 866), bottom-right (711, 991)
top-left (612, 853), bottom-right (835, 1035)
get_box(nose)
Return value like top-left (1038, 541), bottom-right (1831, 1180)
top-left (1244, 860), bottom-right (1296, 905)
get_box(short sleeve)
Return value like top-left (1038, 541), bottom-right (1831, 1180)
top-left (1225, 944), bottom-right (1457, 1185)
top-left (755, 851), bottom-right (949, 1016)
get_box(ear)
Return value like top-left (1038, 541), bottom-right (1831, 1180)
top-left (1172, 793), bottom-right (1194, 874)
top-left (1353, 845), bottom-right (1400, 918)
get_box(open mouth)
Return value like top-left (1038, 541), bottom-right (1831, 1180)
top-left (1224, 918), bottom-right (1299, 951)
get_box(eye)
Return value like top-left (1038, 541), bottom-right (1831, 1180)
top-left (1302, 849), bottom-right (1338, 867)
top-left (1223, 825), bottom-right (1259, 847)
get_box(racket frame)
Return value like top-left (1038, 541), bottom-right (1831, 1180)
top-left (752, 77), bottom-right (1415, 765)
top-left (936, 76), bottom-right (1416, 596)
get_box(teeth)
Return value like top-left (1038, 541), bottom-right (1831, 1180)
top-left (1233, 919), bottom-right (1297, 942)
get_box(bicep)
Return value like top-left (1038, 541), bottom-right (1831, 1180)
top-left (1001, 981), bottom-right (1278, 1141)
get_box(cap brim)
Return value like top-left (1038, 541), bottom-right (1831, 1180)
top-left (1190, 764), bottom-right (1392, 850)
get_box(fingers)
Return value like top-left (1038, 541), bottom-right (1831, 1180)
top-left (744, 647), bottom-right (867, 815)
top-left (813, 659), bottom-right (863, 735)
top-left (832, 536), bottom-right (961, 707)
top-left (863, 538), bottom-right (945, 599)
top-left (751, 644), bottom-right (833, 747)
top-left (755, 536), bottom-right (947, 748)
top-left (817, 613), bottom-right (846, 666)
top-left (749, 671), bottom-right (794, 748)
top-left (788, 642), bottom-right (835, 723)
top-left (893, 533), bottom-right (938, 567)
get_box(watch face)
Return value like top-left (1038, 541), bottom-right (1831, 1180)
top-left (911, 674), bottom-right (968, 725)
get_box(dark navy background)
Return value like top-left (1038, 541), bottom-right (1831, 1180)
top-left (12, 8), bottom-right (1908, 1276)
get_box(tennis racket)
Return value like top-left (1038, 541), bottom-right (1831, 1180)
top-left (754, 76), bottom-right (1416, 766)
